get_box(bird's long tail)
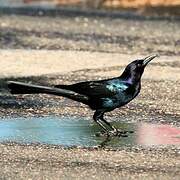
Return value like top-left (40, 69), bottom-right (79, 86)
top-left (7, 81), bottom-right (88, 104)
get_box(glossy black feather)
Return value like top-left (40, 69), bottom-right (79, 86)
top-left (55, 80), bottom-right (116, 97)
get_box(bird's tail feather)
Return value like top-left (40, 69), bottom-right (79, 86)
top-left (7, 81), bottom-right (88, 104)
top-left (54, 84), bottom-right (70, 90)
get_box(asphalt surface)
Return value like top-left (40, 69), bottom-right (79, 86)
top-left (0, 8), bottom-right (180, 179)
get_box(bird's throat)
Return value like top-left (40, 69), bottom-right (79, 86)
top-left (126, 78), bottom-right (133, 84)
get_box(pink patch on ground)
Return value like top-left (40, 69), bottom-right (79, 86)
top-left (137, 123), bottom-right (180, 146)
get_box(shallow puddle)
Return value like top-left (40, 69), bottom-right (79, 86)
top-left (0, 117), bottom-right (179, 147)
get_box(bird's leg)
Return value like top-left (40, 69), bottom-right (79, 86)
top-left (93, 111), bottom-right (131, 137)
top-left (99, 115), bottom-right (117, 131)
top-left (99, 114), bottom-right (130, 137)
top-left (96, 111), bottom-right (122, 136)
top-left (100, 117), bottom-right (125, 136)
top-left (93, 110), bottom-right (110, 136)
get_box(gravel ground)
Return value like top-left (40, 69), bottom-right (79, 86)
top-left (0, 8), bottom-right (179, 55)
top-left (0, 143), bottom-right (180, 179)
top-left (0, 8), bottom-right (180, 179)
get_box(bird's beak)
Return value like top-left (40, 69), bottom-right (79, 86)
top-left (143, 54), bottom-right (159, 66)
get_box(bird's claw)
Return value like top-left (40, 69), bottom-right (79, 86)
top-left (110, 129), bottom-right (134, 137)
top-left (95, 131), bottom-right (110, 137)
top-left (95, 129), bottom-right (133, 137)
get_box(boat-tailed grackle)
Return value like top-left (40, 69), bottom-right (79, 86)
top-left (7, 54), bottom-right (158, 136)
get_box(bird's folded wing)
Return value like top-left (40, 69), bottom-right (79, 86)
top-left (56, 81), bottom-right (119, 98)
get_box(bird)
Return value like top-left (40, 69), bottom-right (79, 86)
top-left (7, 54), bottom-right (158, 136)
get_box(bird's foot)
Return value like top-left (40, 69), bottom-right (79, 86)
top-left (95, 129), bottom-right (133, 137)
top-left (95, 131), bottom-right (110, 137)
top-left (111, 130), bottom-right (128, 137)
top-left (110, 129), bottom-right (134, 137)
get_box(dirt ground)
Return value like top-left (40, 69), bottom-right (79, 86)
top-left (0, 143), bottom-right (179, 179)
top-left (0, 8), bottom-right (180, 179)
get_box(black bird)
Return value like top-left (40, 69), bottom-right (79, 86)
top-left (7, 54), bottom-right (158, 136)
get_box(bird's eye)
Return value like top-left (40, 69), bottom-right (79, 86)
top-left (137, 63), bottom-right (141, 67)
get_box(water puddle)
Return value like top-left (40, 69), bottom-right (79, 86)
top-left (0, 116), bottom-right (179, 147)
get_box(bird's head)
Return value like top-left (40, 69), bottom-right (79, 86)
top-left (121, 54), bottom-right (159, 83)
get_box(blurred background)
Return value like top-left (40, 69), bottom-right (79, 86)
top-left (1, 0), bottom-right (180, 7)
top-left (0, 0), bottom-right (180, 10)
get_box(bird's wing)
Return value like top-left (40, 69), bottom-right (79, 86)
top-left (58, 80), bottom-right (129, 98)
